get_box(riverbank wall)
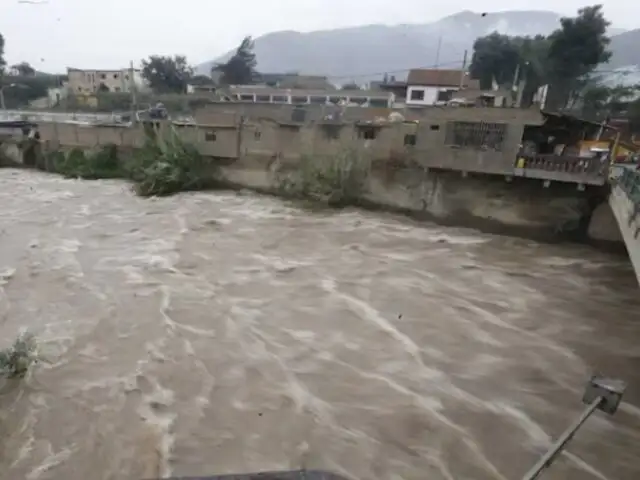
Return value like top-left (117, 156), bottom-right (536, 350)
top-left (10, 111), bottom-right (623, 244)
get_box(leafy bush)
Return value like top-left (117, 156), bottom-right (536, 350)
top-left (0, 333), bottom-right (38, 379)
top-left (46, 145), bottom-right (122, 179)
top-left (126, 127), bottom-right (221, 196)
top-left (277, 148), bottom-right (371, 206)
top-left (36, 126), bottom-right (222, 197)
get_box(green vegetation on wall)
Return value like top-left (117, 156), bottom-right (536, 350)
top-left (276, 148), bottom-right (371, 206)
top-left (35, 127), bottom-right (223, 197)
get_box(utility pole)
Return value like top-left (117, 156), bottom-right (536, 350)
top-left (459, 49), bottom-right (468, 89)
top-left (510, 63), bottom-right (521, 106)
top-left (434, 34), bottom-right (442, 67)
top-left (515, 62), bottom-right (530, 108)
top-left (129, 60), bottom-right (137, 124)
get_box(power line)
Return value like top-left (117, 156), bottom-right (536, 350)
top-left (329, 59), bottom-right (465, 80)
top-left (329, 62), bottom-right (640, 82)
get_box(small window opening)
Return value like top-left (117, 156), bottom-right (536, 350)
top-left (404, 134), bottom-right (417, 146)
top-left (205, 131), bottom-right (217, 142)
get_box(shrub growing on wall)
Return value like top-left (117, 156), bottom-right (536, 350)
top-left (277, 148), bottom-right (371, 206)
top-left (35, 126), bottom-right (223, 197)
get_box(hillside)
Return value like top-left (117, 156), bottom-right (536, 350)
top-left (608, 29), bottom-right (640, 69)
top-left (196, 10), bottom-right (635, 82)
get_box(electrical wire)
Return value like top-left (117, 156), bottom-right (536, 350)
top-left (327, 60), bottom-right (465, 79)
top-left (329, 63), bottom-right (640, 81)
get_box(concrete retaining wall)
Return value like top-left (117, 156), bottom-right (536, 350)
top-left (609, 184), bottom-right (640, 285)
top-left (21, 119), bottom-right (621, 244)
top-left (222, 154), bottom-right (610, 241)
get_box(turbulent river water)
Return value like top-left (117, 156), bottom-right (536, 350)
top-left (0, 169), bottom-right (639, 480)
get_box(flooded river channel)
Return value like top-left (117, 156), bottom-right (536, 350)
top-left (0, 169), bottom-right (639, 480)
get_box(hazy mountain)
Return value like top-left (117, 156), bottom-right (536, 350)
top-left (608, 29), bottom-right (640, 69)
top-left (196, 10), bottom-right (633, 83)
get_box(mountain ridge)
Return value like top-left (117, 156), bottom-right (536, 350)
top-left (196, 10), bottom-right (635, 83)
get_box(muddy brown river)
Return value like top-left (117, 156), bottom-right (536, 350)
top-left (0, 169), bottom-right (639, 480)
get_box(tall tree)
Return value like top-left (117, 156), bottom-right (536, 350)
top-left (469, 33), bottom-right (522, 90)
top-left (11, 62), bottom-right (35, 76)
top-left (141, 55), bottom-right (192, 93)
top-left (545, 5), bottom-right (612, 108)
top-left (213, 36), bottom-right (257, 85)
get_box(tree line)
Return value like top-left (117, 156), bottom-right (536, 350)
top-left (139, 36), bottom-right (258, 93)
top-left (469, 4), bottom-right (640, 126)
top-left (0, 32), bottom-right (259, 107)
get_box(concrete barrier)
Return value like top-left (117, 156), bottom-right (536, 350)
top-left (609, 168), bottom-right (640, 285)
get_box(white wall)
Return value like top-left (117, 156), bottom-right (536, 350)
top-left (406, 85), bottom-right (460, 106)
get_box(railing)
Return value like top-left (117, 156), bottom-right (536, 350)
top-left (0, 109), bottom-right (123, 124)
top-left (516, 154), bottom-right (608, 176)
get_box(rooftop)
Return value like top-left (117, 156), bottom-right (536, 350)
top-left (226, 86), bottom-right (392, 98)
top-left (407, 68), bottom-right (480, 89)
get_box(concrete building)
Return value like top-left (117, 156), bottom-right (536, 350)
top-left (67, 68), bottom-right (146, 94)
top-left (219, 86), bottom-right (394, 108)
top-left (406, 68), bottom-right (480, 106)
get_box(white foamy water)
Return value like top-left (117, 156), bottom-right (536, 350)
top-left (0, 169), bottom-right (639, 480)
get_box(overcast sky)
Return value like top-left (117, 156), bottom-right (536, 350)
top-left (2, 0), bottom-right (638, 73)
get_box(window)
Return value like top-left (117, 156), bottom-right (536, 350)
top-left (349, 97), bottom-right (367, 105)
top-left (444, 121), bottom-right (507, 151)
top-left (430, 124), bottom-right (440, 131)
top-left (322, 124), bottom-right (341, 140)
top-left (369, 98), bottom-right (388, 108)
top-left (310, 96), bottom-right (327, 104)
top-left (256, 95), bottom-right (270, 102)
top-left (272, 95), bottom-right (288, 103)
top-left (437, 90), bottom-right (454, 102)
top-left (240, 94), bottom-right (254, 102)
top-left (328, 96), bottom-right (341, 105)
top-left (254, 130), bottom-right (261, 140)
top-left (357, 126), bottom-right (378, 140)
top-left (113, 73), bottom-right (119, 79)
top-left (404, 134), bottom-right (417, 146)
top-left (291, 96), bottom-right (308, 104)
top-left (205, 131), bottom-right (217, 142)
top-left (410, 88), bottom-right (425, 101)
top-left (100, 73), bottom-right (106, 80)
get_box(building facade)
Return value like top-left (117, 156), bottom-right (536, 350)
top-left (67, 68), bottom-right (146, 94)
top-left (219, 86), bottom-right (394, 108)
top-left (405, 68), bottom-right (480, 106)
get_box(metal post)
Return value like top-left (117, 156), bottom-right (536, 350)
top-left (515, 64), bottom-right (528, 108)
top-left (434, 34), bottom-right (442, 67)
top-left (459, 50), bottom-right (468, 89)
top-left (0, 88), bottom-right (5, 110)
top-left (130, 60), bottom-right (137, 124)
top-left (521, 397), bottom-right (602, 480)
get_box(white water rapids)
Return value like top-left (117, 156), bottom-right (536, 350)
top-left (0, 169), bottom-right (639, 480)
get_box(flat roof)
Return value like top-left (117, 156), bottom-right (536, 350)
top-left (227, 86), bottom-right (391, 98)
